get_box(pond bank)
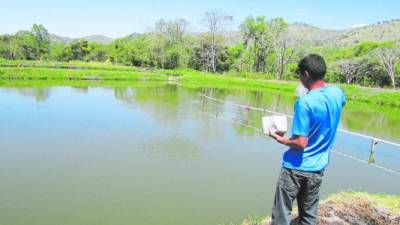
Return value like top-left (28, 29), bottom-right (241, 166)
top-left (0, 60), bottom-right (399, 107)
top-left (238, 192), bottom-right (400, 225)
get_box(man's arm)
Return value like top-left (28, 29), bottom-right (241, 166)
top-left (269, 98), bottom-right (310, 149)
top-left (269, 131), bottom-right (308, 149)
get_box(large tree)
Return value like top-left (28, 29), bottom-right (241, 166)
top-left (240, 16), bottom-right (271, 72)
top-left (338, 59), bottom-right (359, 84)
top-left (11, 31), bottom-right (37, 60)
top-left (269, 18), bottom-right (293, 80)
top-left (151, 19), bottom-right (189, 69)
top-left (31, 24), bottom-right (50, 59)
top-left (373, 47), bottom-right (399, 89)
top-left (64, 39), bottom-right (90, 61)
top-left (202, 9), bottom-right (232, 72)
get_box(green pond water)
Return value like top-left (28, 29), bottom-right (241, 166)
top-left (0, 82), bottom-right (399, 225)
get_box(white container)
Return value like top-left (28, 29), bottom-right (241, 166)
top-left (262, 115), bottom-right (288, 134)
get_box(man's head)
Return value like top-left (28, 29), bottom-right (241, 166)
top-left (297, 54), bottom-right (327, 88)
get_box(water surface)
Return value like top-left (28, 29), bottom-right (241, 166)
top-left (1, 83), bottom-right (399, 225)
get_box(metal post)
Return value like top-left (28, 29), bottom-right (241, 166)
top-left (368, 139), bottom-right (379, 164)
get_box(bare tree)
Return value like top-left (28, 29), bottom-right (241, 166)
top-left (338, 59), bottom-right (359, 84)
top-left (269, 18), bottom-right (293, 80)
top-left (165, 19), bottom-right (188, 47)
top-left (374, 48), bottom-right (399, 89)
top-left (202, 9), bottom-right (232, 72)
top-left (151, 19), bottom-right (189, 68)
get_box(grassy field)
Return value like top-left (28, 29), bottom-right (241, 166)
top-left (1, 59), bottom-right (399, 107)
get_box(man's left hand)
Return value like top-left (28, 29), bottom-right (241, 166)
top-left (269, 129), bottom-right (287, 144)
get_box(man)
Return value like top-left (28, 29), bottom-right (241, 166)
top-left (269, 54), bottom-right (346, 225)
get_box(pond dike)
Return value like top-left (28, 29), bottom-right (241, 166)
top-left (241, 192), bottom-right (400, 225)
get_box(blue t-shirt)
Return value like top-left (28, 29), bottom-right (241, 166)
top-left (282, 86), bottom-right (346, 172)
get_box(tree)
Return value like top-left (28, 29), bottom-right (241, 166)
top-left (64, 39), bottom-right (89, 61)
top-left (202, 9), bottom-right (232, 72)
top-left (269, 18), bottom-right (293, 80)
top-left (373, 47), bottom-right (399, 89)
top-left (338, 59), bottom-right (359, 84)
top-left (86, 42), bottom-right (107, 62)
top-left (240, 16), bottom-right (271, 72)
top-left (356, 58), bottom-right (389, 87)
top-left (48, 41), bottom-right (66, 61)
top-left (11, 31), bottom-right (37, 60)
top-left (151, 19), bottom-right (189, 69)
top-left (31, 24), bottom-right (50, 59)
top-left (0, 35), bottom-right (13, 59)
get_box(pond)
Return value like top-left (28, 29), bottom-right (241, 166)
top-left (1, 82), bottom-right (399, 225)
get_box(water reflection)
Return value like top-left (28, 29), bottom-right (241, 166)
top-left (5, 83), bottom-right (400, 142)
top-left (71, 86), bottom-right (89, 94)
top-left (16, 88), bottom-right (51, 102)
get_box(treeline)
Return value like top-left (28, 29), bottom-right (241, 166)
top-left (0, 11), bottom-right (399, 88)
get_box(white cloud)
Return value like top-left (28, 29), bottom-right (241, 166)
top-left (348, 23), bottom-right (368, 28)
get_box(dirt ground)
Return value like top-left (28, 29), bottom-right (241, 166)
top-left (260, 195), bottom-right (400, 225)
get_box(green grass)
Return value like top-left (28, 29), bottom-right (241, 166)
top-left (0, 67), bottom-right (166, 81)
top-left (0, 59), bottom-right (399, 107)
top-left (0, 58), bottom-right (137, 71)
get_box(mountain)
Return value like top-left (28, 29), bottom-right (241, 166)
top-left (287, 23), bottom-right (344, 46)
top-left (224, 23), bottom-right (344, 47)
top-left (47, 19), bottom-right (400, 47)
top-left (330, 19), bottom-right (400, 47)
top-left (81, 35), bottom-right (114, 44)
top-left (287, 19), bottom-right (400, 47)
top-left (50, 34), bottom-right (113, 44)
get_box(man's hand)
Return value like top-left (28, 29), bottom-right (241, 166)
top-left (268, 128), bottom-right (308, 150)
top-left (269, 128), bottom-right (288, 145)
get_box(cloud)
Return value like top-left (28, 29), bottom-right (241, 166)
top-left (348, 23), bottom-right (368, 28)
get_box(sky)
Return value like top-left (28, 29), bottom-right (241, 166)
top-left (1, 0), bottom-right (400, 38)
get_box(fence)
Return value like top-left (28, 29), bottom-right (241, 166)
top-left (199, 93), bottom-right (400, 176)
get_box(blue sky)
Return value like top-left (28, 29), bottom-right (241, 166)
top-left (1, 0), bottom-right (400, 38)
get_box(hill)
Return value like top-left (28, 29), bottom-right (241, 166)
top-left (330, 19), bottom-right (400, 47)
top-left (287, 22), bottom-right (344, 46)
top-left (50, 34), bottom-right (113, 44)
top-left (287, 19), bottom-right (400, 47)
top-left (45, 19), bottom-right (400, 47)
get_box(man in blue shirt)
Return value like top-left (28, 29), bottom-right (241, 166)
top-left (269, 54), bottom-right (346, 225)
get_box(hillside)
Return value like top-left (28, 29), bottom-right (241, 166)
top-left (287, 22), bottom-right (344, 46)
top-left (225, 19), bottom-right (400, 47)
top-left (331, 19), bottom-right (400, 47)
top-left (50, 34), bottom-right (113, 44)
top-left (45, 19), bottom-right (400, 47)
top-left (287, 19), bottom-right (400, 47)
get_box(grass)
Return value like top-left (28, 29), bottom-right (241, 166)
top-left (0, 66), bottom-right (165, 81)
top-left (0, 58), bottom-right (137, 71)
top-left (1, 59), bottom-right (400, 107)
top-left (234, 191), bottom-right (400, 225)
top-left (325, 191), bottom-right (400, 214)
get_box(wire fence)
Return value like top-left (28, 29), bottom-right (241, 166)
top-left (199, 93), bottom-right (400, 148)
top-left (199, 93), bottom-right (400, 176)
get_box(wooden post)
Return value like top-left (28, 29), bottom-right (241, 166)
top-left (368, 139), bottom-right (378, 164)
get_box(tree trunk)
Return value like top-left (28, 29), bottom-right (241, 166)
top-left (391, 74), bottom-right (396, 89)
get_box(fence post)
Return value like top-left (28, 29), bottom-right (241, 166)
top-left (368, 138), bottom-right (379, 164)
